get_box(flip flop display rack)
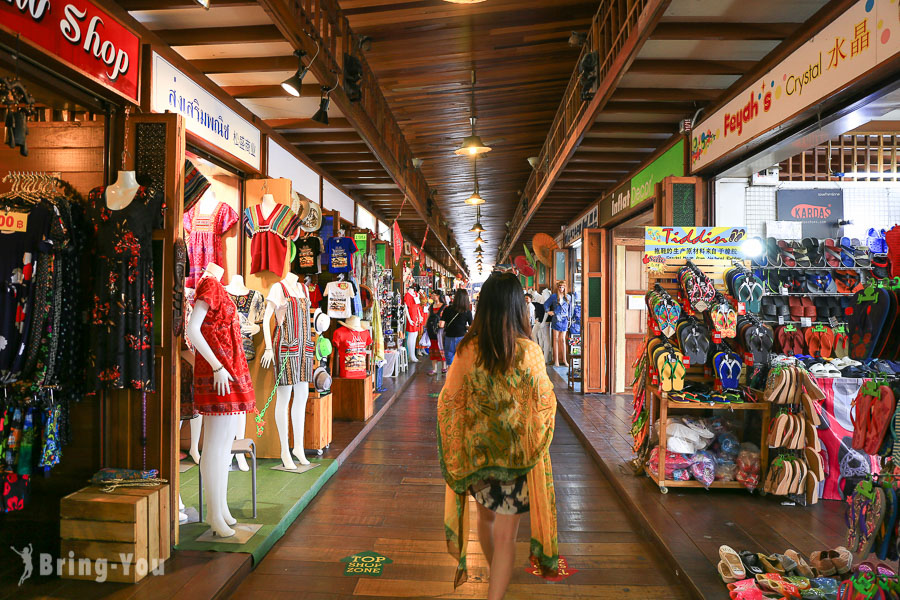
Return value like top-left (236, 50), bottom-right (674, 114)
top-left (636, 257), bottom-right (772, 493)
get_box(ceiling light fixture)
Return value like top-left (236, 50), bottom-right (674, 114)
top-left (527, 156), bottom-right (539, 169)
top-left (465, 156), bottom-right (485, 205)
top-left (455, 70), bottom-right (491, 156)
top-left (281, 49), bottom-right (312, 97)
top-left (475, 244), bottom-right (484, 253)
top-left (310, 81), bottom-right (338, 125)
top-left (474, 233), bottom-right (486, 244)
top-left (469, 205), bottom-right (485, 232)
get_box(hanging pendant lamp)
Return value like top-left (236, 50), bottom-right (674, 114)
top-left (474, 232), bottom-right (486, 244)
top-left (474, 244), bottom-right (484, 253)
top-left (469, 205), bottom-right (485, 233)
top-left (465, 156), bottom-right (485, 206)
top-left (455, 70), bottom-right (491, 156)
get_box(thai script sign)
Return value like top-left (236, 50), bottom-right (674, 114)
top-left (692, 0), bottom-right (900, 171)
top-left (1, 0), bottom-right (140, 102)
top-left (150, 53), bottom-right (260, 170)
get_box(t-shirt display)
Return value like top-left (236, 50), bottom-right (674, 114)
top-left (87, 186), bottom-right (163, 391)
top-left (292, 236), bottom-right (322, 274)
top-left (324, 236), bottom-right (358, 274)
top-left (242, 203), bottom-right (301, 277)
top-left (228, 290), bottom-right (265, 362)
top-left (192, 276), bottom-right (256, 414)
top-left (324, 280), bottom-right (354, 318)
top-left (332, 326), bottom-right (372, 378)
top-left (183, 202), bottom-right (239, 288)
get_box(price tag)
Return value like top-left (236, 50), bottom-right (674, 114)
top-left (0, 211), bottom-right (27, 233)
top-left (737, 302), bottom-right (746, 315)
top-left (651, 321), bottom-right (662, 335)
top-left (712, 332), bottom-right (722, 343)
top-left (800, 317), bottom-right (812, 327)
top-left (744, 352), bottom-right (754, 366)
top-left (829, 316), bottom-right (839, 328)
top-left (778, 315), bottom-right (785, 325)
top-left (780, 286), bottom-right (789, 295)
top-left (845, 307), bottom-right (853, 315)
top-left (704, 366), bottom-right (712, 377)
top-left (682, 356), bottom-right (690, 368)
top-left (651, 374), bottom-right (659, 386)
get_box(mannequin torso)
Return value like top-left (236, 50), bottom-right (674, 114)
top-left (224, 274), bottom-right (250, 297)
top-left (105, 170), bottom-right (140, 210)
top-left (260, 193), bottom-right (278, 220)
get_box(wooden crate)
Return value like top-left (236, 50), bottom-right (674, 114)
top-left (332, 375), bottom-right (374, 421)
top-left (60, 484), bottom-right (170, 583)
top-left (304, 392), bottom-right (333, 450)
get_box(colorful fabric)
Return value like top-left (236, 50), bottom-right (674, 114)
top-left (183, 202), bottom-right (239, 288)
top-left (404, 292), bottom-right (423, 333)
top-left (243, 204), bottom-right (301, 277)
top-left (438, 337), bottom-right (558, 587)
top-left (268, 282), bottom-right (313, 385)
top-left (324, 236), bottom-right (358, 274)
top-left (183, 160), bottom-right (211, 213)
top-left (192, 276), bottom-right (256, 414)
top-left (228, 290), bottom-right (265, 362)
top-left (332, 326), bottom-right (372, 379)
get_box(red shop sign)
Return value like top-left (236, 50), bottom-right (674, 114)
top-left (1, 0), bottom-right (140, 102)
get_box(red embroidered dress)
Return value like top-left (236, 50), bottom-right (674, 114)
top-left (242, 204), bottom-right (301, 277)
top-left (192, 276), bottom-right (256, 415)
top-left (183, 202), bottom-right (239, 288)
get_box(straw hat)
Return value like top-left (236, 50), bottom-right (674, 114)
top-left (532, 233), bottom-right (558, 266)
top-left (290, 190), bottom-right (311, 220)
top-left (313, 366), bottom-right (332, 393)
top-left (339, 316), bottom-right (366, 332)
top-left (299, 200), bottom-right (322, 232)
top-left (514, 255), bottom-right (535, 277)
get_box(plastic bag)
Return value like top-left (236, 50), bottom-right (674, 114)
top-left (419, 330), bottom-right (431, 348)
top-left (736, 442), bottom-right (761, 492)
top-left (648, 446), bottom-right (693, 479)
top-left (716, 432), bottom-right (741, 459)
top-left (690, 450), bottom-right (716, 488)
top-left (715, 459), bottom-right (737, 482)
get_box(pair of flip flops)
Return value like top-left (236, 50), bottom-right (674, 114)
top-left (646, 284), bottom-right (681, 338)
top-left (710, 295), bottom-right (738, 338)
top-left (834, 269), bottom-right (867, 294)
top-left (676, 317), bottom-right (711, 366)
top-left (839, 237), bottom-right (872, 267)
top-left (806, 271), bottom-right (836, 293)
top-left (737, 316), bottom-right (774, 366)
top-left (805, 325), bottom-right (835, 359)
top-left (678, 262), bottom-right (716, 312)
top-left (648, 337), bottom-right (686, 392)
top-left (788, 296), bottom-right (816, 321)
top-left (725, 266), bottom-right (765, 313)
top-left (813, 296), bottom-right (844, 322)
top-left (852, 382), bottom-right (897, 456)
top-left (776, 324), bottom-right (806, 355)
top-left (713, 350), bottom-right (743, 389)
top-left (848, 286), bottom-right (891, 359)
top-left (847, 479), bottom-right (887, 558)
top-left (761, 296), bottom-right (790, 320)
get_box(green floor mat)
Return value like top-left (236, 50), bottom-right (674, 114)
top-left (176, 458), bottom-right (337, 563)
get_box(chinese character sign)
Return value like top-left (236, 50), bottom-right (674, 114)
top-left (644, 227), bottom-right (748, 273)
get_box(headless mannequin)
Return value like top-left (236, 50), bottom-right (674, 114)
top-left (404, 289), bottom-right (421, 363)
top-left (223, 274), bottom-right (257, 472)
top-left (185, 262), bottom-right (240, 538)
top-left (196, 187), bottom-right (219, 215)
top-left (260, 272), bottom-right (311, 469)
top-left (105, 170), bottom-right (140, 210)
top-left (260, 192), bottom-right (278, 220)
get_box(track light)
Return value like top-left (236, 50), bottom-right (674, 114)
top-left (281, 50), bottom-right (310, 97)
top-left (310, 88), bottom-right (332, 125)
top-left (412, 158), bottom-right (423, 169)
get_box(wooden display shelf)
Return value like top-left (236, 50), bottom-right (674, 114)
top-left (646, 471), bottom-right (748, 490)
top-left (647, 385), bottom-right (770, 411)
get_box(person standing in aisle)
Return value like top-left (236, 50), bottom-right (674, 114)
top-left (440, 289), bottom-right (473, 367)
top-left (524, 293), bottom-right (535, 328)
top-left (544, 281), bottom-right (571, 367)
top-left (438, 272), bottom-right (559, 599)
top-left (425, 290), bottom-right (447, 375)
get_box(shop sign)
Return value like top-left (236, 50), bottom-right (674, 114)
top-left (354, 232), bottom-right (368, 255)
top-left (644, 227), bottom-right (747, 274)
top-left (1, 0), bottom-right (140, 102)
top-left (776, 189), bottom-right (844, 238)
top-left (599, 140), bottom-right (686, 224)
top-left (691, 0), bottom-right (900, 172)
top-left (564, 205), bottom-right (598, 246)
top-left (340, 551), bottom-right (392, 577)
top-left (150, 53), bottom-right (260, 170)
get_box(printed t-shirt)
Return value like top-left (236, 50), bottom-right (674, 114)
top-left (332, 326), bottom-right (372, 378)
top-left (307, 283), bottom-right (323, 310)
top-left (324, 281), bottom-right (354, 318)
top-left (324, 236), bottom-right (357, 273)
top-left (292, 236), bottom-right (322, 274)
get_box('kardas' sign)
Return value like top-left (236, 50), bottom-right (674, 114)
top-left (776, 189), bottom-right (843, 238)
top-left (1, 0), bottom-right (140, 102)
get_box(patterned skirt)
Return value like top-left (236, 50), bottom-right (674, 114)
top-left (468, 475), bottom-right (530, 515)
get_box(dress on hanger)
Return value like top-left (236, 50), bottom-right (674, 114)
top-left (87, 186), bottom-right (162, 392)
top-left (228, 290), bottom-right (265, 361)
top-left (192, 276), bottom-right (255, 414)
top-left (242, 203), bottom-right (301, 277)
top-left (183, 202), bottom-right (239, 288)
top-left (268, 282), bottom-right (313, 385)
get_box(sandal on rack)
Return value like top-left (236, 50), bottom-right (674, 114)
top-left (779, 240), bottom-right (797, 267)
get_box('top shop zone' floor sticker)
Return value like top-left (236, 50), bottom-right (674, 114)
top-left (341, 551), bottom-right (393, 577)
top-left (526, 556), bottom-right (577, 582)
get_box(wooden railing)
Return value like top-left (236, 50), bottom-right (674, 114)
top-left (501, 0), bottom-right (650, 256)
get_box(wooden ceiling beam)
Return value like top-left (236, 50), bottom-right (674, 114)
top-left (119, 0), bottom-right (254, 8)
top-left (192, 56), bottom-right (296, 74)
top-left (284, 132), bottom-right (362, 144)
top-left (602, 101), bottom-right (696, 115)
top-left (222, 85), bottom-right (320, 99)
top-left (611, 87), bottom-right (721, 102)
top-left (588, 122), bottom-right (676, 135)
top-left (296, 144), bottom-right (373, 155)
top-left (567, 152), bottom-right (647, 163)
top-left (579, 139), bottom-right (661, 151)
top-left (266, 117), bottom-right (353, 131)
top-left (312, 154), bottom-right (382, 164)
top-left (156, 25), bottom-right (283, 46)
top-left (344, 183), bottom-right (400, 190)
top-left (651, 21), bottom-right (796, 41)
top-left (630, 59), bottom-right (754, 75)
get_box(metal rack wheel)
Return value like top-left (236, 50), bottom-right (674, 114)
top-left (660, 486), bottom-right (668, 494)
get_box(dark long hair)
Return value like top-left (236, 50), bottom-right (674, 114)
top-left (459, 272), bottom-right (531, 374)
top-left (451, 288), bottom-right (471, 313)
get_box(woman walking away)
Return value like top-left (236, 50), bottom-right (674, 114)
top-left (438, 272), bottom-right (559, 599)
top-left (545, 281), bottom-right (571, 367)
top-left (426, 290), bottom-right (446, 375)
top-left (439, 288), bottom-right (473, 367)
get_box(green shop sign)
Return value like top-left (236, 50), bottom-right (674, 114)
top-left (600, 139), bottom-right (686, 224)
top-left (341, 551), bottom-right (393, 577)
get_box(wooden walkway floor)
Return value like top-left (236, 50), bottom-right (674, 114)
top-left (232, 371), bottom-right (690, 599)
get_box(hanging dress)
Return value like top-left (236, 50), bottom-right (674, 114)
top-left (192, 276), bottom-right (256, 415)
top-left (243, 203), bottom-right (301, 277)
top-left (267, 281), bottom-right (313, 386)
top-left (87, 186), bottom-right (162, 392)
top-left (183, 202), bottom-right (239, 288)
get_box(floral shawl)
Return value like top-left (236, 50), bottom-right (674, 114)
top-left (437, 337), bottom-right (558, 587)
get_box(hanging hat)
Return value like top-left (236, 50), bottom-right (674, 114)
top-left (315, 335), bottom-right (333, 362)
top-left (183, 159), bottom-right (211, 212)
top-left (313, 308), bottom-right (331, 334)
top-left (360, 284), bottom-right (373, 311)
top-left (514, 255), bottom-right (535, 277)
top-left (339, 316), bottom-right (366, 332)
top-left (532, 233), bottom-right (558, 267)
top-left (291, 191), bottom-right (311, 220)
top-left (300, 200), bottom-right (322, 233)
top-left (313, 366), bottom-right (332, 393)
